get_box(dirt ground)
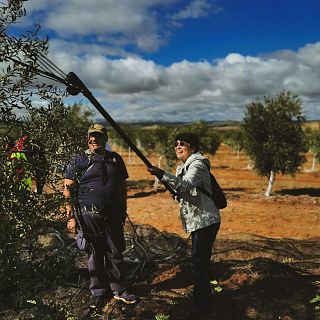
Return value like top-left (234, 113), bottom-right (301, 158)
top-left (124, 144), bottom-right (320, 240)
top-left (4, 144), bottom-right (320, 320)
top-left (98, 144), bottom-right (320, 320)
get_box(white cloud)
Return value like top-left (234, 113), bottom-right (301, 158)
top-left (22, 0), bottom-right (222, 53)
top-left (23, 0), bottom-right (178, 52)
top-left (47, 42), bottom-right (320, 122)
top-left (172, 0), bottom-right (219, 20)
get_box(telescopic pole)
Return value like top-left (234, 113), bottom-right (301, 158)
top-left (8, 57), bottom-right (177, 197)
top-left (65, 72), bottom-right (177, 197)
top-left (67, 73), bottom-right (152, 167)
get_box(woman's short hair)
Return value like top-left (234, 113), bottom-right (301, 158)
top-left (175, 132), bottom-right (200, 152)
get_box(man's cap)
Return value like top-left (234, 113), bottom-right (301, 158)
top-left (87, 124), bottom-right (108, 136)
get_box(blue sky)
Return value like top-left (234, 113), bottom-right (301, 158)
top-left (9, 0), bottom-right (320, 122)
top-left (147, 1), bottom-right (320, 65)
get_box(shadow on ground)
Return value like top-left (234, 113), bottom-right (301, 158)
top-left (277, 188), bottom-right (320, 197)
top-left (128, 189), bottom-right (166, 199)
top-left (2, 225), bottom-right (320, 320)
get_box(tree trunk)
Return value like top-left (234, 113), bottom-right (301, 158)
top-left (265, 170), bottom-right (275, 197)
top-left (311, 153), bottom-right (317, 172)
top-left (237, 145), bottom-right (240, 159)
top-left (153, 156), bottom-right (162, 193)
top-left (128, 146), bottom-right (131, 165)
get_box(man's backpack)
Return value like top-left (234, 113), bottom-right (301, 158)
top-left (197, 161), bottom-right (227, 209)
top-left (76, 149), bottom-right (119, 182)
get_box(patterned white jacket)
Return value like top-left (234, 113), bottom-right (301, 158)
top-left (161, 152), bottom-right (221, 233)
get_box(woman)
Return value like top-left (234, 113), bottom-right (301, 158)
top-left (148, 132), bottom-right (221, 315)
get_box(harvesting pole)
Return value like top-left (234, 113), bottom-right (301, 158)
top-left (9, 57), bottom-right (177, 197)
top-left (65, 73), bottom-right (150, 167)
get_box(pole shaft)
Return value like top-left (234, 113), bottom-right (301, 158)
top-left (79, 87), bottom-right (177, 196)
top-left (85, 92), bottom-right (152, 167)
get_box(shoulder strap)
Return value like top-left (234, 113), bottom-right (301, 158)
top-left (183, 160), bottom-right (213, 198)
top-left (184, 159), bottom-right (227, 208)
top-left (79, 150), bottom-right (94, 178)
top-left (73, 151), bottom-right (93, 233)
top-left (196, 161), bottom-right (213, 198)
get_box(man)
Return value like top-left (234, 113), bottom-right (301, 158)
top-left (9, 135), bottom-right (32, 191)
top-left (63, 123), bottom-right (137, 309)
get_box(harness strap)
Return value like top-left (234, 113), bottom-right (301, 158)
top-left (182, 161), bottom-right (212, 198)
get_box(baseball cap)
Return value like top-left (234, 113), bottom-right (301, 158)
top-left (87, 124), bottom-right (108, 137)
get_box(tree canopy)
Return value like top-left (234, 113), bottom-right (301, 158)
top-left (0, 1), bottom-right (94, 311)
top-left (242, 91), bottom-right (308, 196)
top-left (305, 124), bottom-right (320, 171)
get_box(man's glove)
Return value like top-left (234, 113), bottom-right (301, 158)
top-left (148, 166), bottom-right (164, 179)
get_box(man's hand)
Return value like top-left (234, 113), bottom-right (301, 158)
top-left (148, 166), bottom-right (164, 179)
top-left (63, 178), bottom-right (76, 233)
top-left (67, 217), bottom-right (76, 234)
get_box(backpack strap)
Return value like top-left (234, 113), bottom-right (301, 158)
top-left (80, 149), bottom-right (94, 177)
top-left (183, 160), bottom-right (227, 209)
top-left (195, 161), bottom-right (213, 198)
top-left (182, 160), bottom-right (212, 198)
top-left (66, 150), bottom-right (93, 234)
top-left (78, 149), bottom-right (127, 188)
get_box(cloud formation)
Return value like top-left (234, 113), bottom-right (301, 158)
top-left (25, 0), bottom-right (186, 52)
top-left (171, 0), bottom-right (221, 22)
top-left (19, 1), bottom-right (320, 122)
top-left (46, 42), bottom-right (320, 122)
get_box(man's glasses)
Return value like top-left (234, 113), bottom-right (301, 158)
top-left (175, 141), bottom-right (190, 148)
top-left (88, 132), bottom-right (105, 138)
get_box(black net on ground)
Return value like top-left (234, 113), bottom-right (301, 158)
top-left (123, 222), bottom-right (189, 265)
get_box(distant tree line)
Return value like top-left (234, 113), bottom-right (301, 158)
top-left (108, 91), bottom-right (319, 197)
top-left (109, 120), bottom-right (221, 170)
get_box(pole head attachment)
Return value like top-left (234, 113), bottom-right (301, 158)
top-left (66, 72), bottom-right (89, 96)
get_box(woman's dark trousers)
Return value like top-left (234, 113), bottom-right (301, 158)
top-left (191, 223), bottom-right (220, 305)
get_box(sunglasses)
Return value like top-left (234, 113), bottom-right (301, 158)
top-left (174, 141), bottom-right (190, 148)
top-left (88, 132), bottom-right (105, 138)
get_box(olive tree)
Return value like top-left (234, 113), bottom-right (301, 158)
top-left (242, 91), bottom-right (308, 197)
top-left (223, 129), bottom-right (245, 159)
top-left (150, 121), bottom-right (221, 169)
top-left (107, 123), bottom-right (139, 165)
top-left (187, 121), bottom-right (221, 155)
top-left (305, 125), bottom-right (320, 172)
top-left (0, 0), bottom-right (93, 309)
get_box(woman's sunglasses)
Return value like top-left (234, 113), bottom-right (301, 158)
top-left (175, 141), bottom-right (190, 147)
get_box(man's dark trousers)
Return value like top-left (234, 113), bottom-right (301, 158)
top-left (191, 222), bottom-right (220, 305)
top-left (82, 210), bottom-right (126, 297)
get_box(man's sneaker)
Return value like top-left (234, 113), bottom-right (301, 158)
top-left (113, 291), bottom-right (137, 304)
top-left (88, 294), bottom-right (107, 309)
